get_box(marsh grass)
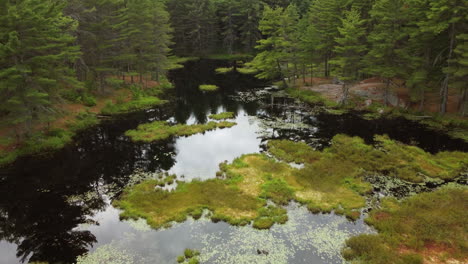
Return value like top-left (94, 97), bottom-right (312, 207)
top-left (125, 121), bottom-right (237, 142)
top-left (0, 111), bottom-right (99, 167)
top-left (209, 112), bottom-right (235, 120)
top-left (343, 186), bottom-right (468, 263)
top-left (286, 87), bottom-right (338, 108)
top-left (199, 84), bottom-right (219, 92)
top-left (101, 96), bottom-right (167, 115)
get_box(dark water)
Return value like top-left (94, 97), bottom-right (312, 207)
top-left (0, 59), bottom-right (467, 264)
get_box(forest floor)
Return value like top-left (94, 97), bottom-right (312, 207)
top-left (297, 77), bottom-right (462, 114)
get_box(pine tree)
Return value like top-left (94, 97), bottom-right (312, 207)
top-left (364, 0), bottom-right (409, 105)
top-left (330, 7), bottom-right (367, 104)
top-left (0, 0), bottom-right (81, 137)
top-left (250, 6), bottom-right (287, 84)
top-left (421, 0), bottom-right (468, 114)
top-left (308, 0), bottom-right (344, 76)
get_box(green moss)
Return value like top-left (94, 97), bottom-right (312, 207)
top-left (114, 179), bottom-right (262, 229)
top-left (188, 258), bottom-right (199, 264)
top-left (125, 121), bottom-right (237, 142)
top-left (215, 67), bottom-right (234, 74)
top-left (260, 179), bottom-right (295, 205)
top-left (101, 96), bottom-right (167, 115)
top-left (253, 205), bottom-right (288, 229)
top-left (209, 112), bottom-right (235, 120)
top-left (199, 84), bottom-right (219, 92)
top-left (176, 255), bottom-right (185, 263)
top-left (267, 140), bottom-right (320, 164)
top-left (343, 186), bottom-right (467, 263)
top-left (286, 87), bottom-right (338, 108)
top-left (184, 249), bottom-right (199, 259)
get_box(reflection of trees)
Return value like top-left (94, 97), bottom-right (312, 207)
top-left (0, 58), bottom-right (268, 263)
top-left (0, 111), bottom-right (178, 263)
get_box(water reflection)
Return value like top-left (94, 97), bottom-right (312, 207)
top-left (76, 203), bottom-right (373, 264)
top-left (168, 108), bottom-right (262, 180)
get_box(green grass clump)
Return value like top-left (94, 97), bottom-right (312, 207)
top-left (177, 255), bottom-right (185, 263)
top-left (215, 67), bottom-right (234, 74)
top-left (260, 179), bottom-right (295, 205)
top-left (125, 121), bottom-right (237, 142)
top-left (101, 96), bottom-right (167, 115)
top-left (199, 84), bottom-right (219, 92)
top-left (253, 205), bottom-right (288, 229)
top-left (177, 248), bottom-right (200, 264)
top-left (267, 140), bottom-right (321, 164)
top-left (286, 87), bottom-right (338, 108)
top-left (209, 112), bottom-right (235, 120)
top-left (343, 186), bottom-right (467, 263)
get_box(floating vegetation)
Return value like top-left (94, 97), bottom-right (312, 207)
top-left (76, 244), bottom-right (135, 264)
top-left (177, 249), bottom-right (201, 263)
top-left (125, 121), bottom-right (237, 142)
top-left (199, 84), bottom-right (219, 92)
top-left (343, 185), bottom-right (468, 263)
top-left (195, 204), bottom-right (372, 263)
top-left (215, 67), bottom-right (234, 74)
top-left (208, 112), bottom-right (235, 120)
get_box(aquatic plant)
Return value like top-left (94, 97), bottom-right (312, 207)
top-left (76, 244), bottom-right (135, 264)
top-left (125, 121), bottom-right (237, 142)
top-left (215, 67), bottom-right (234, 74)
top-left (199, 84), bottom-right (219, 92)
top-left (209, 112), bottom-right (235, 120)
top-left (343, 185), bottom-right (468, 263)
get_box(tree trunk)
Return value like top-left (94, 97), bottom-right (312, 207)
top-left (419, 87), bottom-right (425, 112)
top-left (340, 83), bottom-right (349, 105)
top-left (440, 23), bottom-right (456, 114)
top-left (384, 78), bottom-right (390, 106)
top-left (276, 59), bottom-right (287, 88)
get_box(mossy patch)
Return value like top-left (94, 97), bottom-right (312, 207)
top-left (343, 185), bottom-right (468, 263)
top-left (199, 84), bottom-right (219, 92)
top-left (209, 112), bottom-right (235, 120)
top-left (114, 179), bottom-right (262, 229)
top-left (101, 96), bottom-right (167, 115)
top-left (286, 87), bottom-right (338, 108)
top-left (125, 121), bottom-right (237, 142)
top-left (215, 67), bottom-right (234, 74)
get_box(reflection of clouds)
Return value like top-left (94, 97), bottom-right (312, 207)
top-left (0, 241), bottom-right (21, 264)
top-left (80, 204), bottom-right (373, 264)
top-left (168, 109), bottom-right (262, 180)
